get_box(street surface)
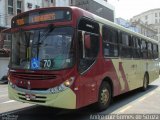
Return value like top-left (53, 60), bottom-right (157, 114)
top-left (0, 77), bottom-right (160, 120)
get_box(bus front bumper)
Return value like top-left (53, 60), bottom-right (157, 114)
top-left (8, 84), bottom-right (76, 109)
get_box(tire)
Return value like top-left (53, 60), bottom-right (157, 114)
top-left (94, 81), bottom-right (112, 112)
top-left (142, 74), bottom-right (149, 91)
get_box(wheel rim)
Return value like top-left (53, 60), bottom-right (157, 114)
top-left (100, 88), bottom-right (109, 105)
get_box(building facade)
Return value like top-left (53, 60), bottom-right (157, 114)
top-left (56, 0), bottom-right (70, 6)
top-left (6, 0), bottom-right (43, 27)
top-left (131, 8), bottom-right (160, 42)
top-left (131, 20), bottom-right (158, 40)
top-left (0, 0), bottom-right (44, 50)
top-left (0, 0), bottom-right (7, 30)
top-left (47, 0), bottom-right (115, 22)
top-left (0, 0), bottom-right (44, 29)
top-left (116, 18), bottom-right (157, 40)
top-left (23, 0), bottom-right (42, 11)
top-left (71, 0), bottom-right (115, 22)
top-left (116, 18), bottom-right (139, 32)
top-left (42, 0), bottom-right (55, 7)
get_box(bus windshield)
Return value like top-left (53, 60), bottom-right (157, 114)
top-left (11, 27), bottom-right (75, 70)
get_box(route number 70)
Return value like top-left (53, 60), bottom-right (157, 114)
top-left (43, 59), bottom-right (52, 68)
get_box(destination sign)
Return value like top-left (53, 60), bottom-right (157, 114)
top-left (12, 9), bottom-right (71, 27)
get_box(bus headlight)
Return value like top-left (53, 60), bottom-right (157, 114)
top-left (49, 77), bottom-right (75, 94)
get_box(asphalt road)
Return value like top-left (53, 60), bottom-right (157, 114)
top-left (0, 77), bottom-right (160, 120)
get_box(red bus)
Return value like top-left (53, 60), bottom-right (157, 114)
top-left (5, 7), bottom-right (159, 111)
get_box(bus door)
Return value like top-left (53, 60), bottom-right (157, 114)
top-left (77, 18), bottom-right (100, 105)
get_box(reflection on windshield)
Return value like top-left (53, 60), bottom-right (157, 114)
top-left (11, 27), bottom-right (75, 70)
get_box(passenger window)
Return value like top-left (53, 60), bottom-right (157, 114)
top-left (132, 37), bottom-right (141, 58)
top-left (120, 32), bottom-right (132, 58)
top-left (121, 33), bottom-right (130, 46)
top-left (78, 31), bottom-right (99, 73)
top-left (148, 42), bottom-right (153, 59)
top-left (102, 26), bottom-right (118, 57)
top-left (84, 33), bottom-right (99, 59)
top-left (153, 44), bottom-right (158, 59)
top-left (141, 40), bottom-right (148, 59)
top-left (78, 18), bottom-right (99, 73)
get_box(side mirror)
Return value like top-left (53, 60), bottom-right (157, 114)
top-left (84, 34), bottom-right (91, 49)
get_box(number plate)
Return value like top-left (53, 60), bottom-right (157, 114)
top-left (25, 94), bottom-right (36, 100)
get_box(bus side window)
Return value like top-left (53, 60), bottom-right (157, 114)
top-left (132, 37), bottom-right (141, 58)
top-left (147, 42), bottom-right (153, 59)
top-left (141, 40), bottom-right (148, 59)
top-left (153, 44), bottom-right (158, 59)
top-left (102, 26), bottom-right (118, 57)
top-left (120, 32), bottom-right (132, 58)
top-left (78, 31), bottom-right (99, 73)
top-left (78, 18), bottom-right (99, 73)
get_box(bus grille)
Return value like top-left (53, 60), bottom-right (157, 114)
top-left (11, 72), bottom-right (57, 80)
top-left (18, 93), bottom-right (46, 103)
top-left (19, 97), bottom-right (46, 103)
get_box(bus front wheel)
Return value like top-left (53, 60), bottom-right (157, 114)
top-left (94, 81), bottom-right (112, 111)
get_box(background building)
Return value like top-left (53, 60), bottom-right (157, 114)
top-left (71, 0), bottom-right (115, 22)
top-left (0, 0), bottom-right (44, 49)
top-left (131, 8), bottom-right (160, 42)
top-left (47, 0), bottom-right (115, 22)
top-left (115, 18), bottom-right (158, 40)
top-left (0, 0), bottom-right (7, 30)
top-left (116, 18), bottom-right (139, 32)
top-left (0, 1), bottom-right (54, 49)
top-left (0, 0), bottom-right (115, 51)
top-left (116, 18), bottom-right (157, 40)
top-left (23, 0), bottom-right (42, 11)
top-left (56, 0), bottom-right (70, 7)
top-left (0, 0), bottom-right (44, 29)
top-left (42, 0), bottom-right (55, 7)
top-left (131, 20), bottom-right (158, 40)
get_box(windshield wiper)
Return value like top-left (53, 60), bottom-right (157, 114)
top-left (37, 24), bottom-right (55, 45)
top-left (35, 24), bottom-right (55, 59)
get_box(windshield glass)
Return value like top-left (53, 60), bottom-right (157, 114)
top-left (11, 27), bottom-right (75, 70)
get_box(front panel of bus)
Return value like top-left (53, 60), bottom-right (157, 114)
top-left (7, 8), bottom-right (81, 109)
